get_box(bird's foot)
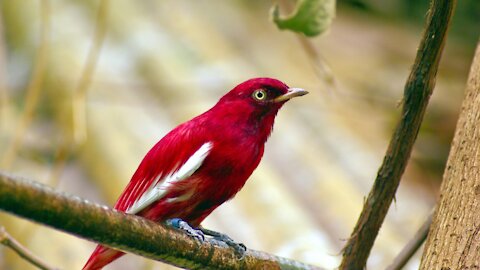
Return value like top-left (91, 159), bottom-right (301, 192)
top-left (165, 219), bottom-right (246, 258)
top-left (199, 227), bottom-right (247, 258)
top-left (165, 218), bottom-right (205, 242)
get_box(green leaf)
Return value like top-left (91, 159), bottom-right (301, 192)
top-left (272, 0), bottom-right (336, 37)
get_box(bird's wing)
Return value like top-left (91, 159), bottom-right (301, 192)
top-left (113, 123), bottom-right (212, 214)
top-left (126, 142), bottom-right (211, 214)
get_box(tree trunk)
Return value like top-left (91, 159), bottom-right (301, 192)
top-left (420, 42), bottom-right (480, 269)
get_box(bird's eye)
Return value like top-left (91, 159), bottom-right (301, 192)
top-left (252, 89), bottom-right (267, 101)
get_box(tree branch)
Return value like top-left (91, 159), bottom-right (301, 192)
top-left (0, 171), bottom-right (323, 270)
top-left (339, 0), bottom-right (456, 269)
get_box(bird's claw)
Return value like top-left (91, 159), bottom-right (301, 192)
top-left (199, 227), bottom-right (247, 259)
top-left (166, 219), bottom-right (246, 258)
top-left (228, 241), bottom-right (247, 259)
top-left (165, 218), bottom-right (205, 242)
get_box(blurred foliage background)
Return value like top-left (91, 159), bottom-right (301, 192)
top-left (0, 0), bottom-right (478, 269)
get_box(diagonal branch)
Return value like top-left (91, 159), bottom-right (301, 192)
top-left (339, 0), bottom-right (457, 269)
top-left (0, 171), bottom-right (323, 270)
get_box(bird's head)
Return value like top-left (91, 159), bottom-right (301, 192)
top-left (217, 77), bottom-right (308, 112)
top-left (210, 78), bottom-right (308, 140)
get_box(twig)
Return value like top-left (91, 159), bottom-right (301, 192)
top-left (73, 0), bottom-right (109, 144)
top-left (385, 211), bottom-right (433, 270)
top-left (0, 171), bottom-right (323, 270)
top-left (0, 226), bottom-right (59, 270)
top-left (339, 0), bottom-right (456, 269)
top-left (0, 0), bottom-right (50, 169)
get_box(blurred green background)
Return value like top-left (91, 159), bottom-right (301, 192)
top-left (0, 1), bottom-right (478, 269)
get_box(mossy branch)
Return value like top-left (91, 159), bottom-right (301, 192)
top-left (0, 171), bottom-right (323, 270)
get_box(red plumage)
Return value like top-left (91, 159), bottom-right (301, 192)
top-left (83, 78), bottom-right (307, 269)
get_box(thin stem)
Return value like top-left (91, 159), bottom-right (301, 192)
top-left (339, 0), bottom-right (457, 269)
top-left (386, 212), bottom-right (433, 270)
top-left (296, 35), bottom-right (336, 90)
top-left (278, 0), bottom-right (336, 90)
top-left (0, 226), bottom-right (59, 270)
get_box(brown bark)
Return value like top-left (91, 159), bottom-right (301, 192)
top-left (420, 42), bottom-right (480, 269)
top-left (339, 0), bottom-right (456, 268)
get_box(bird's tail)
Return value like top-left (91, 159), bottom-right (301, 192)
top-left (83, 245), bottom-right (125, 270)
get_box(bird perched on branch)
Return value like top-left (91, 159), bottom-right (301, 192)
top-left (83, 77), bottom-right (308, 269)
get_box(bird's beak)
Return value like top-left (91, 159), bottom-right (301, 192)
top-left (274, 88), bottom-right (309, 103)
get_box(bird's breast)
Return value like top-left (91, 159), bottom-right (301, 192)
top-left (197, 137), bottom-right (264, 203)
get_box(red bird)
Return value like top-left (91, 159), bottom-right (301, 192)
top-left (83, 77), bottom-right (307, 269)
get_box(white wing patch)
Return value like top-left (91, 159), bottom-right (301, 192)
top-left (126, 142), bottom-right (213, 214)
